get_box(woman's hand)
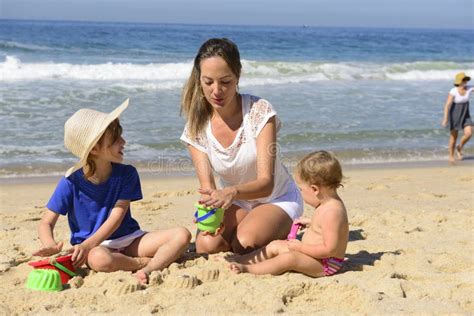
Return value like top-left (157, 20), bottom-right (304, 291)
top-left (32, 241), bottom-right (63, 257)
top-left (441, 118), bottom-right (448, 127)
top-left (293, 217), bottom-right (311, 227)
top-left (70, 243), bottom-right (91, 268)
top-left (198, 187), bottom-right (237, 210)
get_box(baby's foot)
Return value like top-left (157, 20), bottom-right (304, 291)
top-left (229, 262), bottom-right (248, 274)
top-left (456, 145), bottom-right (463, 160)
top-left (135, 269), bottom-right (149, 285)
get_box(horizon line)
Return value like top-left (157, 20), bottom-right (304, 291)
top-left (1, 18), bottom-right (473, 32)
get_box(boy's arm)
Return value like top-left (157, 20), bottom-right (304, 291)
top-left (33, 209), bottom-right (63, 256)
top-left (289, 210), bottom-right (344, 258)
top-left (71, 200), bottom-right (130, 266)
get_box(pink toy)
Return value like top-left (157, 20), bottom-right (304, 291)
top-left (287, 223), bottom-right (302, 240)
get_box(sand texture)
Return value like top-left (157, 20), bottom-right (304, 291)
top-left (0, 164), bottom-right (473, 314)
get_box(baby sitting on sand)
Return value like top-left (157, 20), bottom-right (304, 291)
top-left (227, 151), bottom-right (349, 277)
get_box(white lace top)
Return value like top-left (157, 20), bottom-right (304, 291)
top-left (180, 94), bottom-right (292, 204)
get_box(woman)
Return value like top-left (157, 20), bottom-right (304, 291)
top-left (442, 72), bottom-right (473, 162)
top-left (180, 38), bottom-right (303, 254)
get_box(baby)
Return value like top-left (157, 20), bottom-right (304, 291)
top-left (228, 151), bottom-right (348, 277)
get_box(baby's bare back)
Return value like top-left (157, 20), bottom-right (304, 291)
top-left (301, 198), bottom-right (348, 259)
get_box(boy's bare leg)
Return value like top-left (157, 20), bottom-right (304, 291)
top-left (230, 251), bottom-right (324, 277)
top-left (123, 227), bottom-right (191, 284)
top-left (87, 246), bottom-right (150, 272)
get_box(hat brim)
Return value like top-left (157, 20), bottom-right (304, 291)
top-left (65, 98), bottom-right (129, 177)
top-left (455, 76), bottom-right (471, 85)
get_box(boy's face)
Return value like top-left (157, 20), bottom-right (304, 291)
top-left (294, 174), bottom-right (321, 208)
top-left (94, 130), bottom-right (126, 164)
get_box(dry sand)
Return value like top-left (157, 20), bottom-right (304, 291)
top-left (0, 162), bottom-right (473, 314)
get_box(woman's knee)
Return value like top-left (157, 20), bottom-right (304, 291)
top-left (232, 232), bottom-right (261, 254)
top-left (464, 128), bottom-right (473, 138)
top-left (87, 247), bottom-right (114, 272)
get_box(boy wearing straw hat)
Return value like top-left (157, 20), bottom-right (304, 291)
top-left (33, 99), bottom-right (191, 284)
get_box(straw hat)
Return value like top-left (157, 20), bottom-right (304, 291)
top-left (454, 72), bottom-right (471, 85)
top-left (64, 98), bottom-right (129, 177)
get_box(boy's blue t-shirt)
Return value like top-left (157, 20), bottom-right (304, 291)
top-left (47, 163), bottom-right (142, 245)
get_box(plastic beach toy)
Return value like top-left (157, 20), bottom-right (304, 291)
top-left (29, 255), bottom-right (76, 285)
top-left (287, 223), bottom-right (303, 240)
top-left (194, 203), bottom-right (224, 233)
top-left (26, 269), bottom-right (62, 292)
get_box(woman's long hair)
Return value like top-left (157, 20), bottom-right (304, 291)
top-left (181, 38), bottom-right (242, 139)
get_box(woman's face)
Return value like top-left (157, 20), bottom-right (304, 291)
top-left (200, 56), bottom-right (239, 110)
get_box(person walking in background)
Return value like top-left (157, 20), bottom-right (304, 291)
top-left (442, 72), bottom-right (473, 163)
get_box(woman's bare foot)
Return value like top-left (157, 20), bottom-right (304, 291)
top-left (229, 262), bottom-right (248, 274)
top-left (456, 145), bottom-right (463, 160)
top-left (135, 269), bottom-right (149, 285)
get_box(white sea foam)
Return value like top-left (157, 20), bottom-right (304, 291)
top-left (1, 56), bottom-right (472, 83)
top-left (0, 40), bottom-right (54, 51)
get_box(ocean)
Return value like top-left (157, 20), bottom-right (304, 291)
top-left (1, 19), bottom-right (473, 177)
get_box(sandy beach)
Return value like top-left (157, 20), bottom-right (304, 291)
top-left (0, 162), bottom-right (473, 314)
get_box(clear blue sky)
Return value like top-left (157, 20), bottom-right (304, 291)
top-left (1, 0), bottom-right (473, 29)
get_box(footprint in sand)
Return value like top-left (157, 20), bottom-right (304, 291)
top-left (164, 274), bottom-right (199, 289)
top-left (457, 176), bottom-right (473, 182)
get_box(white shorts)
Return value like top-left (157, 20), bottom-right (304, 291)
top-left (100, 230), bottom-right (146, 251)
top-left (233, 180), bottom-right (304, 220)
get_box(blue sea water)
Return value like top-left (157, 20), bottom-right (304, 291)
top-left (1, 20), bottom-right (473, 177)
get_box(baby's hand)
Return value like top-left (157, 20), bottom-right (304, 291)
top-left (32, 241), bottom-right (63, 257)
top-left (293, 217), bottom-right (311, 227)
top-left (287, 239), bottom-right (302, 251)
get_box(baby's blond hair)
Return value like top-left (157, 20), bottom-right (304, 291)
top-left (295, 151), bottom-right (343, 189)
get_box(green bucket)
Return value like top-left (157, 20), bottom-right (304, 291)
top-left (26, 269), bottom-right (63, 292)
top-left (194, 204), bottom-right (224, 233)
